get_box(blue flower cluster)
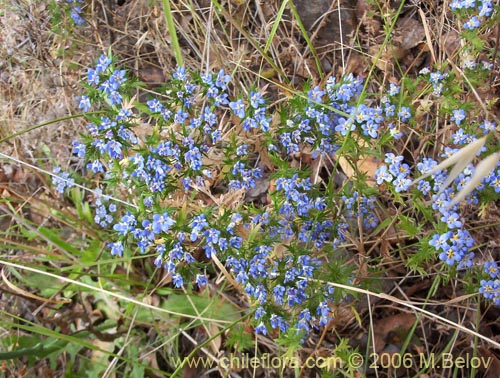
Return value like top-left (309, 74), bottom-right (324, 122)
top-left (450, 0), bottom-right (494, 30)
top-left (420, 158), bottom-right (492, 268)
top-left (65, 55), bottom-right (402, 334)
top-left (342, 192), bottom-right (379, 230)
top-left (419, 69), bottom-right (448, 96)
top-left (480, 262), bottom-right (500, 305)
top-left (374, 153), bottom-right (412, 193)
top-left (52, 166), bottom-right (75, 194)
top-left (65, 0), bottom-right (85, 25)
top-left (227, 243), bottom-right (332, 335)
top-left (277, 74), bottom-right (409, 160)
top-left (53, 35), bottom-right (500, 341)
top-left (377, 103), bottom-right (500, 296)
top-left (93, 188), bottom-right (117, 228)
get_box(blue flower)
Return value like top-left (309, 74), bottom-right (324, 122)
top-left (78, 95), bottom-right (91, 112)
top-left (490, 174), bottom-right (500, 193)
top-left (429, 70), bottom-right (447, 84)
top-left (361, 121), bottom-right (379, 138)
top-left (270, 314), bottom-right (288, 332)
top-left (184, 146), bottom-right (202, 171)
top-left (196, 274), bottom-right (208, 287)
top-left (384, 153), bottom-right (404, 166)
top-left (236, 144), bottom-right (248, 156)
top-left (215, 69), bottom-right (231, 90)
top-left (417, 157), bottom-right (438, 174)
top-left (252, 283), bottom-right (267, 304)
top-left (229, 99), bottom-right (245, 118)
top-left (297, 309), bottom-right (311, 332)
top-left (273, 285), bottom-right (286, 306)
top-left (480, 120), bottom-right (496, 133)
top-left (463, 16), bottom-right (481, 30)
top-left (439, 246), bottom-right (463, 266)
top-left (316, 301), bottom-right (332, 326)
top-left (143, 196), bottom-right (153, 208)
top-left (99, 117), bottom-right (117, 130)
top-left (255, 306), bottom-right (267, 320)
top-left (108, 91), bottom-right (122, 106)
top-left (173, 67), bottom-right (187, 81)
top-left (484, 261), bottom-right (499, 279)
top-left (147, 98), bottom-right (163, 113)
top-left (116, 107), bottom-right (132, 121)
top-left (393, 175), bottom-right (411, 193)
top-left (308, 86), bottom-right (325, 103)
top-left (384, 104), bottom-right (396, 117)
top-left (450, 109), bottom-right (466, 125)
top-left (250, 91), bottom-right (265, 108)
top-left (254, 322), bottom-right (268, 335)
top-left (172, 273), bottom-right (184, 288)
top-left (72, 141), bottom-right (86, 158)
top-left (203, 228), bottom-right (220, 245)
top-left (87, 68), bottom-right (100, 86)
top-left (479, 279), bottom-right (498, 300)
top-left (335, 117), bottom-right (355, 136)
top-left (52, 166), bottom-right (75, 194)
top-left (479, 1), bottom-right (493, 17)
top-left (190, 214), bottom-right (208, 241)
top-left (388, 83), bottom-right (400, 96)
top-left (152, 212), bottom-right (175, 234)
top-left (105, 140), bottom-right (122, 159)
top-left (441, 212), bottom-right (463, 229)
top-left (113, 212), bottom-right (136, 235)
top-left (398, 106), bottom-right (411, 122)
top-left (70, 6), bottom-right (85, 25)
top-left (374, 165), bottom-right (392, 185)
top-left (229, 236), bottom-right (242, 248)
top-left (95, 55), bottom-right (112, 73)
top-left (108, 241), bottom-right (124, 257)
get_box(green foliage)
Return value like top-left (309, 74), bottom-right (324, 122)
top-left (224, 324), bottom-right (254, 352)
top-left (1, 0), bottom-right (499, 376)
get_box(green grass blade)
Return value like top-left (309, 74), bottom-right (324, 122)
top-left (264, 0), bottom-right (289, 54)
top-left (162, 0), bottom-right (184, 67)
top-left (287, 0), bottom-right (324, 79)
top-left (0, 111), bottom-right (105, 145)
top-left (210, 0), bottom-right (288, 82)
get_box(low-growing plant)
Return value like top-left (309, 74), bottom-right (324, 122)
top-left (56, 5), bottom-right (499, 345)
top-left (2, 0), bottom-right (499, 376)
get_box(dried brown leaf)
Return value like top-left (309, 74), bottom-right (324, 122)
top-left (373, 313), bottom-right (417, 353)
top-left (337, 155), bottom-right (380, 187)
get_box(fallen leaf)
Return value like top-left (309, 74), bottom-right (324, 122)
top-left (443, 30), bottom-right (461, 58)
top-left (91, 339), bottom-right (116, 378)
top-left (244, 177), bottom-right (270, 202)
top-left (394, 17), bottom-right (425, 52)
top-left (207, 323), bottom-right (222, 356)
top-left (337, 155), bottom-right (380, 187)
top-left (478, 347), bottom-right (500, 378)
top-left (373, 313), bottom-right (417, 353)
top-left (139, 65), bottom-right (166, 86)
top-left (370, 16), bottom-right (425, 73)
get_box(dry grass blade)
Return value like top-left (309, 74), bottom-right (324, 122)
top-left (311, 276), bottom-right (500, 349)
top-left (1, 267), bottom-right (71, 305)
top-left (412, 136), bottom-right (487, 187)
top-left (447, 152), bottom-right (500, 208)
top-left (0, 260), bottom-right (234, 324)
top-left (0, 152), bottom-right (138, 209)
